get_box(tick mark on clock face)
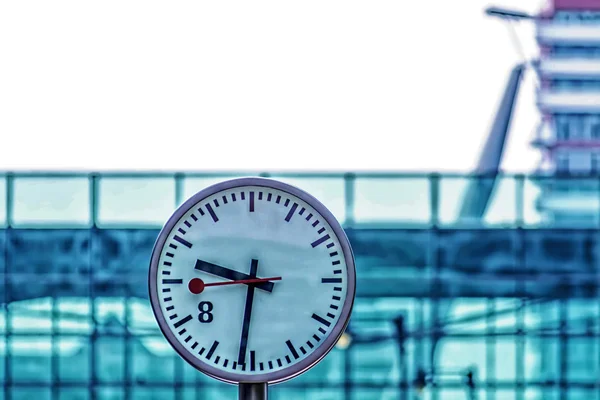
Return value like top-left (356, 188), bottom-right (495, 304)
top-left (286, 340), bottom-right (300, 360)
top-left (206, 340), bottom-right (219, 360)
top-left (284, 203), bottom-right (298, 222)
top-left (173, 235), bottom-right (193, 248)
top-left (311, 234), bottom-right (330, 248)
top-left (312, 313), bottom-right (331, 327)
top-left (173, 315), bottom-right (193, 329)
top-left (162, 279), bottom-right (182, 285)
top-left (205, 203), bottom-right (219, 222)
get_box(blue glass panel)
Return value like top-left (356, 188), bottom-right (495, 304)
top-left (493, 338), bottom-right (518, 381)
top-left (293, 348), bottom-right (345, 384)
top-left (59, 345), bottom-right (91, 384)
top-left (354, 177), bottom-right (430, 224)
top-left (59, 389), bottom-right (89, 400)
top-left (130, 342), bottom-right (176, 384)
top-left (567, 390), bottom-right (596, 400)
top-left (437, 337), bottom-right (487, 378)
top-left (9, 297), bottom-right (57, 334)
top-left (182, 175), bottom-right (249, 204)
top-left (180, 355), bottom-right (209, 384)
top-left (269, 177), bottom-right (346, 224)
top-left (0, 229), bottom-right (5, 273)
top-left (0, 284), bottom-right (5, 383)
top-left (494, 390), bottom-right (519, 400)
top-left (567, 338), bottom-right (597, 382)
top-left (350, 341), bottom-right (397, 383)
top-left (523, 388), bottom-right (546, 400)
top-left (12, 177), bottom-right (90, 227)
top-left (97, 178), bottom-right (175, 226)
top-left (189, 386), bottom-right (237, 399)
top-left (443, 298), bottom-right (490, 333)
top-left (271, 388), bottom-right (343, 400)
top-left (0, 175), bottom-right (6, 227)
top-left (54, 296), bottom-right (93, 336)
top-left (518, 176), bottom-right (543, 226)
top-left (130, 388), bottom-right (175, 400)
top-left (9, 335), bottom-right (52, 383)
top-left (95, 387), bottom-right (125, 400)
top-left (351, 389), bottom-right (401, 400)
top-left (95, 336), bottom-right (125, 383)
top-left (423, 389), bottom-right (476, 400)
top-left (11, 388), bottom-right (52, 400)
top-left (439, 175), bottom-right (518, 226)
top-left (438, 176), bottom-right (469, 225)
top-left (7, 230), bottom-right (91, 300)
top-left (179, 388), bottom-right (206, 400)
top-left (484, 176), bottom-right (518, 226)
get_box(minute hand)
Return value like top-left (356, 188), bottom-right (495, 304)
top-left (194, 260), bottom-right (274, 292)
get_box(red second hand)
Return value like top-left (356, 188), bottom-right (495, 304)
top-left (188, 277), bottom-right (281, 295)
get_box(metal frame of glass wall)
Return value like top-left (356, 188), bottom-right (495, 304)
top-left (1, 172), bottom-right (600, 400)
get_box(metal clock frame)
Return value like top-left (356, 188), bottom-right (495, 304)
top-left (148, 177), bottom-right (356, 385)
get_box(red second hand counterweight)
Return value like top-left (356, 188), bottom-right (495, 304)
top-left (188, 277), bottom-right (281, 295)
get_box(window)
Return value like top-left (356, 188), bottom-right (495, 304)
top-left (552, 45), bottom-right (600, 58)
top-left (592, 122), bottom-right (600, 140)
top-left (571, 115), bottom-right (584, 139)
top-left (556, 121), bottom-right (570, 140)
top-left (556, 154), bottom-right (569, 173)
top-left (592, 153), bottom-right (600, 174)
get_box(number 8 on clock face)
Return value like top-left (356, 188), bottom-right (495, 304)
top-left (148, 177), bottom-right (356, 384)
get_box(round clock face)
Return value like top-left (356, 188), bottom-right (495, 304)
top-left (148, 177), bottom-right (356, 384)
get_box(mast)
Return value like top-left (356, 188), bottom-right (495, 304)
top-left (458, 63), bottom-right (525, 222)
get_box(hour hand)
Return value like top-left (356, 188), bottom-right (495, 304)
top-left (194, 260), bottom-right (274, 292)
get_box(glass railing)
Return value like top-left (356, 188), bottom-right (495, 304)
top-left (1, 171), bottom-right (600, 229)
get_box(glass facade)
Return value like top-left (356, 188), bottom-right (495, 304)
top-left (1, 172), bottom-right (600, 400)
top-left (535, 6), bottom-right (600, 222)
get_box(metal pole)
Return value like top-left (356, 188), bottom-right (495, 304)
top-left (239, 383), bottom-right (268, 400)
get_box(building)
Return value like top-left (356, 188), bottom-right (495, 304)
top-left (534, 0), bottom-right (600, 224)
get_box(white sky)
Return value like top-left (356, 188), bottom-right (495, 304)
top-left (0, 0), bottom-right (546, 172)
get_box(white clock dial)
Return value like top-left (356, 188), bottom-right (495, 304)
top-left (148, 178), bottom-right (356, 384)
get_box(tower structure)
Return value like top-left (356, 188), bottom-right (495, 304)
top-left (533, 0), bottom-right (600, 224)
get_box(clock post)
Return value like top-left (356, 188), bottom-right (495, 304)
top-left (239, 382), bottom-right (268, 400)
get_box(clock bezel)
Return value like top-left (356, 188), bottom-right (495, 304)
top-left (148, 177), bottom-right (356, 384)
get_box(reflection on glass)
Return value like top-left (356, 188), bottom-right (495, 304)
top-left (354, 178), bottom-right (430, 225)
top-left (0, 172), bottom-right (596, 227)
top-left (12, 178), bottom-right (91, 227)
top-left (97, 177), bottom-right (176, 226)
top-left (0, 172), bottom-right (599, 399)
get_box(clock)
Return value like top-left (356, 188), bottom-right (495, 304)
top-left (148, 177), bottom-right (356, 384)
